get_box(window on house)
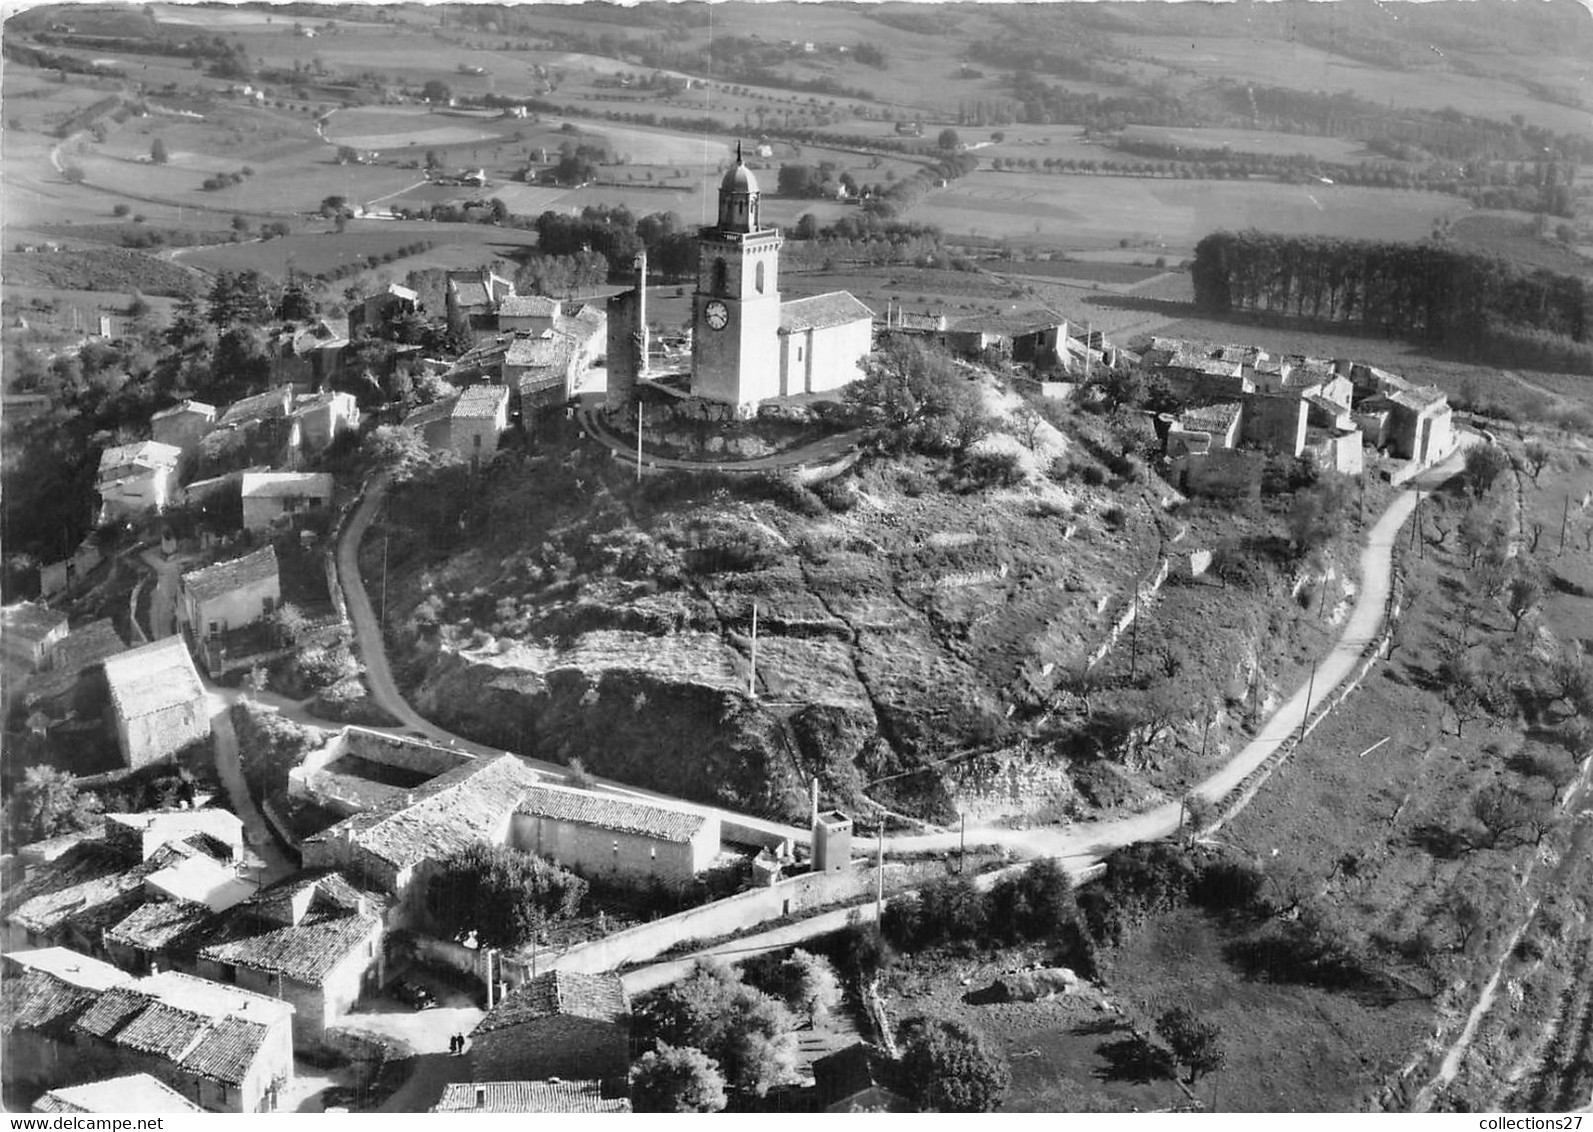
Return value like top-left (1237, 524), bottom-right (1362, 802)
top-left (263, 596), bottom-right (276, 615)
top-left (796, 346), bottom-right (803, 362)
top-left (209, 621), bottom-right (220, 638)
top-left (474, 433), bottom-right (482, 449)
top-left (755, 260), bottom-right (765, 294)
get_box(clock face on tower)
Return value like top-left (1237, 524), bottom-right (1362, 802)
top-left (705, 300), bottom-right (729, 331)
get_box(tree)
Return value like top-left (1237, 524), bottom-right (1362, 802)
top-left (899, 1017), bottom-right (1010, 1112)
top-left (776, 949), bottom-right (843, 1026)
top-left (1521, 440), bottom-right (1551, 484)
top-left (629, 1044), bottom-right (728, 1113)
top-left (1155, 1007), bottom-right (1226, 1084)
top-left (269, 601), bottom-right (309, 646)
top-left (937, 127), bottom-right (961, 152)
top-left (846, 338), bottom-right (989, 455)
top-left (1471, 783), bottom-right (1547, 849)
top-left (834, 922), bottom-right (894, 983)
top-left (150, 137), bottom-right (169, 165)
top-left (640, 961), bottom-right (799, 1097)
top-left (360, 425), bottom-right (438, 482)
top-left (425, 842), bottom-right (587, 948)
top-left (1505, 572), bottom-right (1543, 633)
top-left (336, 145), bottom-right (358, 164)
top-left (8, 766), bottom-right (103, 844)
top-left (986, 858), bottom-right (1075, 943)
top-left (1463, 443), bottom-right (1510, 497)
top-left (422, 79), bottom-right (452, 103)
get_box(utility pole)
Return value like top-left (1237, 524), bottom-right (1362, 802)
top-left (959, 812), bottom-right (966, 874)
top-left (635, 400), bottom-right (643, 485)
top-left (748, 600), bottom-right (758, 699)
top-left (380, 515), bottom-right (390, 629)
top-left (1298, 661), bottom-right (1318, 743)
top-left (875, 827), bottom-right (884, 922)
top-left (1129, 577), bottom-right (1140, 681)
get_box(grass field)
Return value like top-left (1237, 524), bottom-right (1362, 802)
top-left (912, 171), bottom-right (1469, 253)
top-left (1117, 125), bottom-right (1370, 162)
top-left (173, 220), bottom-right (539, 281)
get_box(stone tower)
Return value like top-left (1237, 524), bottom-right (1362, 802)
top-left (690, 142), bottom-right (783, 409)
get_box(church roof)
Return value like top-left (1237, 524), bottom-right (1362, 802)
top-left (720, 147), bottom-right (758, 195)
top-left (780, 292), bottom-right (874, 334)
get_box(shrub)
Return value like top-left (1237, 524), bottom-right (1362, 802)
top-left (955, 450), bottom-right (1024, 491)
top-left (986, 858), bottom-right (1075, 943)
top-left (426, 842), bottom-right (587, 948)
top-left (899, 1017), bottom-right (1011, 1113)
top-left (812, 477), bottom-right (858, 512)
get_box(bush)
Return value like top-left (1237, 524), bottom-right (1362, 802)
top-left (899, 1017), bottom-right (1011, 1113)
top-left (426, 842), bottom-right (587, 949)
top-left (955, 450), bottom-right (1024, 491)
top-left (812, 477), bottom-right (859, 512)
top-left (986, 858), bottom-right (1075, 943)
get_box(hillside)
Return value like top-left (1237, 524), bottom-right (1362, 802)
top-left (367, 366), bottom-right (1365, 828)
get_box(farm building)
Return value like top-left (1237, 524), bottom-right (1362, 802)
top-left (150, 401), bottom-right (217, 464)
top-left (1361, 384), bottom-right (1454, 466)
top-left (288, 725), bottom-right (472, 816)
top-left (446, 268), bottom-right (515, 342)
top-left (240, 472), bottom-right (333, 532)
top-left (468, 970), bottom-right (631, 1084)
top-left (431, 1080), bottom-right (631, 1113)
top-left (96, 441), bottom-right (182, 521)
top-left (509, 783), bottom-right (721, 888)
top-left (32, 1073), bottom-right (206, 1114)
top-left (942, 308), bottom-right (1067, 367)
top-left (301, 754), bottom-right (542, 915)
top-left (195, 872), bottom-right (386, 1051)
top-left (180, 546), bottom-right (281, 638)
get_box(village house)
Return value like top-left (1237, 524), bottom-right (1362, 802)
top-left (289, 390), bottom-right (359, 452)
top-left (509, 332), bottom-right (580, 414)
top-left (217, 387), bottom-right (294, 432)
top-left (268, 321), bottom-right (348, 392)
top-left (2, 603), bottom-right (70, 674)
top-left (180, 546), bottom-right (280, 639)
top-left (195, 871), bottom-right (386, 1050)
top-left (288, 725), bottom-right (473, 816)
top-left (18, 617), bottom-right (125, 719)
top-left (2, 948), bottom-right (133, 1092)
top-left (96, 440), bottom-right (183, 522)
top-left (431, 1080), bottom-right (631, 1113)
top-left (496, 293), bottom-right (562, 335)
top-left (941, 308), bottom-right (1067, 369)
top-left (67, 967), bottom-right (295, 1112)
top-left (32, 1072), bottom-right (207, 1114)
top-left (509, 783), bottom-right (721, 888)
top-left (1165, 402), bottom-right (1244, 458)
top-left (102, 637), bottom-right (209, 768)
top-left (468, 970), bottom-right (631, 1084)
top-left (450, 384), bottom-right (510, 464)
top-left (240, 472), bottom-right (334, 532)
top-left (104, 807), bottom-right (245, 865)
top-left (1360, 383), bottom-right (1454, 466)
top-left (446, 268), bottom-right (515, 342)
top-left (347, 282), bottom-right (419, 339)
top-left (301, 754), bottom-right (543, 916)
top-left (149, 400), bottom-right (217, 466)
top-left (38, 536), bottom-right (107, 601)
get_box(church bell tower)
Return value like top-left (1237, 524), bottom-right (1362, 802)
top-left (691, 142), bottom-right (783, 408)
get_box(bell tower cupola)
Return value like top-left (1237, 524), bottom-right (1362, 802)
top-left (717, 141), bottom-right (760, 234)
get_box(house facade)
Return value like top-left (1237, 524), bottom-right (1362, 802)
top-left (2, 603), bottom-right (69, 673)
top-left (180, 546), bottom-right (280, 638)
top-left (96, 441), bottom-right (183, 521)
top-left (102, 638), bottom-right (210, 767)
top-left (290, 392), bottom-right (359, 452)
top-left (150, 401), bottom-right (217, 464)
top-left (240, 472), bottom-right (333, 532)
top-left (449, 384), bottom-right (510, 464)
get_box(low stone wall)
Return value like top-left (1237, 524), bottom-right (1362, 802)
top-left (543, 863), bottom-right (888, 976)
top-left (1086, 557), bottom-right (1171, 670)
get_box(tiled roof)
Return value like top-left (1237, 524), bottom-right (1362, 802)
top-left (291, 391), bottom-right (352, 413)
top-left (564, 304), bottom-right (606, 333)
top-left (3, 602), bottom-right (68, 646)
top-left (240, 471), bottom-right (333, 501)
top-left (1176, 402), bottom-right (1243, 434)
top-left (24, 617), bottom-right (127, 706)
top-left (1, 970), bottom-right (102, 1039)
top-left (181, 545), bottom-right (279, 603)
top-left (498, 294), bottom-right (561, 318)
top-left (179, 1016), bottom-right (271, 1083)
top-left (34, 1074), bottom-right (205, 1114)
top-left (432, 1081), bottom-right (631, 1113)
top-left (518, 783), bottom-right (707, 843)
top-left (114, 998), bottom-right (208, 1059)
top-left (451, 384), bottom-right (509, 420)
top-left (1387, 385), bottom-right (1449, 412)
top-left (948, 307), bottom-right (1063, 338)
top-left (780, 291), bottom-right (874, 334)
top-left (218, 387), bottom-right (293, 427)
top-left (471, 970), bottom-right (629, 1037)
top-left (102, 637), bottom-right (205, 721)
top-left (403, 397), bottom-right (457, 432)
top-left (104, 899), bottom-right (216, 954)
top-left (199, 873), bottom-right (381, 986)
top-left (97, 440), bottom-right (181, 478)
top-left (306, 754), bottom-right (541, 872)
top-left (150, 400), bottom-right (217, 423)
top-left (506, 333), bottom-right (575, 370)
top-left (4, 842), bottom-right (141, 935)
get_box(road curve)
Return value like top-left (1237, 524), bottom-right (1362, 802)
top-left (337, 435), bottom-right (1474, 870)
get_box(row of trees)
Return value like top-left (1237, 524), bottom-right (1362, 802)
top-left (1191, 231), bottom-right (1592, 370)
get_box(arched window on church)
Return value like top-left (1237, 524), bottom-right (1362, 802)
top-left (754, 260), bottom-right (765, 294)
top-left (713, 258), bottom-right (727, 294)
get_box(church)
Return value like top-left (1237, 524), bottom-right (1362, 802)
top-left (607, 143), bottom-right (874, 413)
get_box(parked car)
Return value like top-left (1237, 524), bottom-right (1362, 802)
top-left (393, 979), bottom-right (435, 1010)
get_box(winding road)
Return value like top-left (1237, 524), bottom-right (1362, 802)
top-left (334, 432), bottom-right (1478, 870)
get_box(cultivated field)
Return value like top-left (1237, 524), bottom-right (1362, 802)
top-left (1117, 125), bottom-right (1371, 162)
top-left (174, 220), bottom-right (539, 281)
